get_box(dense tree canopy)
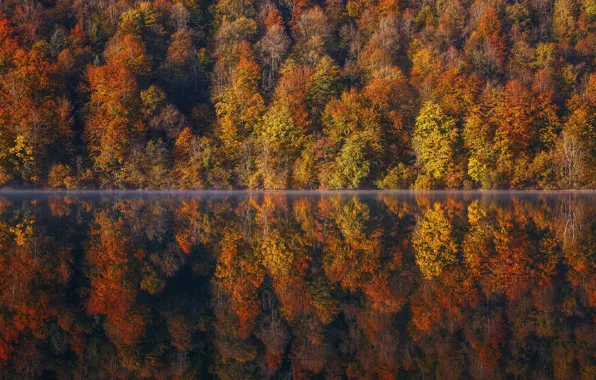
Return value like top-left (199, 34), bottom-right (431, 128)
top-left (0, 0), bottom-right (594, 189)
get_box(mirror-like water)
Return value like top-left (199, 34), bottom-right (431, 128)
top-left (0, 192), bottom-right (594, 379)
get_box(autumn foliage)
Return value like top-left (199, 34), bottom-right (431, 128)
top-left (0, 0), bottom-right (593, 189)
top-left (0, 193), bottom-right (594, 378)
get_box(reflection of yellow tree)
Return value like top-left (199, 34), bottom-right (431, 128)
top-left (410, 203), bottom-right (477, 350)
top-left (413, 203), bottom-right (458, 279)
top-left (261, 229), bottom-right (313, 320)
top-left (463, 199), bottom-right (494, 284)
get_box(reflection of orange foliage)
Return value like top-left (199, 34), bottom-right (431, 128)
top-left (175, 232), bottom-right (192, 254)
top-left (104, 309), bottom-right (146, 346)
top-left (86, 210), bottom-right (145, 346)
top-left (466, 312), bottom-right (505, 374)
top-left (0, 195), bottom-right (594, 378)
top-left (167, 314), bottom-right (193, 351)
top-left (174, 200), bottom-right (209, 250)
top-left (0, 316), bottom-right (19, 362)
top-left (215, 227), bottom-right (264, 339)
top-left (490, 210), bottom-right (534, 299)
top-left (261, 227), bottom-right (316, 322)
top-left (265, 351), bottom-right (283, 370)
top-left (0, 202), bottom-right (75, 366)
top-left (49, 198), bottom-right (74, 217)
top-left (411, 294), bottom-right (439, 334)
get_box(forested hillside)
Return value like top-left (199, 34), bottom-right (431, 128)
top-left (0, 0), bottom-right (594, 189)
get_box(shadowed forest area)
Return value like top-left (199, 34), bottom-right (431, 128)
top-left (0, 193), bottom-right (594, 378)
top-left (0, 0), bottom-right (594, 189)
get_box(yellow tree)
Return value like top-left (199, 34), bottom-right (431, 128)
top-left (412, 102), bottom-right (458, 189)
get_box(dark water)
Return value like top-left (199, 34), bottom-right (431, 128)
top-left (0, 191), bottom-right (594, 379)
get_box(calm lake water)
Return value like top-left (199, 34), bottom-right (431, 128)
top-left (0, 191), bottom-right (594, 379)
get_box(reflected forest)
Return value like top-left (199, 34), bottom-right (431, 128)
top-left (0, 193), bottom-right (594, 379)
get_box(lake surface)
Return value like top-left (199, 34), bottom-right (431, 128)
top-left (0, 191), bottom-right (594, 379)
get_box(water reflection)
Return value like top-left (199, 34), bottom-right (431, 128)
top-left (0, 192), bottom-right (594, 379)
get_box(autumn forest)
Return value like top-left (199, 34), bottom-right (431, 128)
top-left (0, 0), bottom-right (594, 189)
top-left (0, 193), bottom-right (594, 378)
